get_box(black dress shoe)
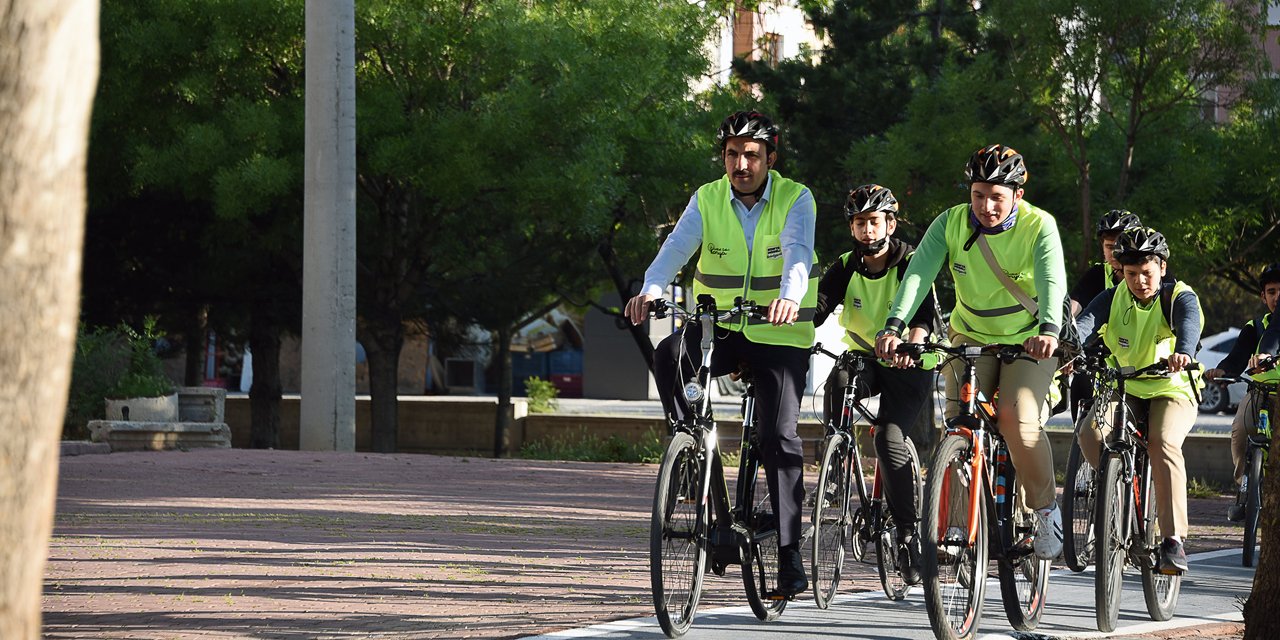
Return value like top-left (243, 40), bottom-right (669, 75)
top-left (776, 544), bottom-right (808, 597)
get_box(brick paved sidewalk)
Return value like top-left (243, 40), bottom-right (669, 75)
top-left (44, 449), bottom-right (1247, 639)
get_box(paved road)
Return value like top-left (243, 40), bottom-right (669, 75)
top-left (524, 548), bottom-right (1252, 639)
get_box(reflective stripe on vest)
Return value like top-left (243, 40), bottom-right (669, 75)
top-left (943, 201), bottom-right (1053, 343)
top-left (1102, 281), bottom-right (1204, 400)
top-left (1250, 314), bottom-right (1280, 383)
top-left (692, 171), bottom-right (818, 348)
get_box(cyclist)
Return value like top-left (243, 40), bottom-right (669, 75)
top-left (1204, 262), bottom-right (1280, 522)
top-left (624, 110), bottom-right (817, 597)
top-left (1075, 226), bottom-right (1203, 573)
top-left (813, 183), bottom-right (941, 584)
top-left (875, 143), bottom-right (1068, 561)
top-left (1068, 209), bottom-right (1143, 316)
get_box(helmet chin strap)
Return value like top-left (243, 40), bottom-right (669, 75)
top-left (858, 237), bottom-right (888, 255)
top-left (731, 181), bottom-right (768, 202)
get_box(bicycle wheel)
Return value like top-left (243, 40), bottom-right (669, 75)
top-left (742, 452), bottom-right (787, 621)
top-left (811, 432), bottom-right (850, 609)
top-left (1243, 448), bottom-right (1263, 567)
top-left (1093, 455), bottom-right (1125, 633)
top-left (1062, 434), bottom-right (1096, 573)
top-left (877, 436), bottom-right (922, 601)
top-left (1141, 466), bottom-right (1182, 621)
top-left (922, 435), bottom-right (988, 640)
top-left (996, 465), bottom-right (1048, 631)
top-left (650, 432), bottom-right (707, 638)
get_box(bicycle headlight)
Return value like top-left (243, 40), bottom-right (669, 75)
top-left (683, 382), bottom-right (705, 404)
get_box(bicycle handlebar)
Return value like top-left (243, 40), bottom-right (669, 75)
top-left (647, 296), bottom-right (767, 324)
top-left (895, 341), bottom-right (1064, 365)
top-left (811, 342), bottom-right (881, 369)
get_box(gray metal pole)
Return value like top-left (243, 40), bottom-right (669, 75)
top-left (301, 0), bottom-right (356, 451)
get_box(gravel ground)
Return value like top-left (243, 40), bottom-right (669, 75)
top-left (44, 449), bottom-right (1249, 639)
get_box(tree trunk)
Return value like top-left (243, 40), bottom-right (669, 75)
top-left (361, 318), bottom-right (403, 453)
top-left (1078, 159), bottom-right (1092, 273)
top-left (597, 240), bottom-right (654, 371)
top-left (248, 318), bottom-right (282, 449)
top-left (0, 2), bottom-right (99, 637)
top-left (492, 326), bottom-right (514, 458)
top-left (1245, 436), bottom-right (1280, 638)
top-left (183, 306), bottom-right (207, 386)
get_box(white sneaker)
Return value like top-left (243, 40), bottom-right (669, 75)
top-left (1033, 504), bottom-right (1063, 560)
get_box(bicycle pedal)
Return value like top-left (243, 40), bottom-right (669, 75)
top-left (764, 591), bottom-right (795, 601)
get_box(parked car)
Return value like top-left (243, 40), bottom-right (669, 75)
top-left (1199, 328), bottom-right (1247, 414)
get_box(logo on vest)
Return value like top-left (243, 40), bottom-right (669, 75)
top-left (852, 297), bottom-right (863, 309)
top-left (1118, 337), bottom-right (1130, 349)
top-left (767, 246), bottom-right (782, 260)
top-left (954, 263), bottom-right (968, 275)
top-left (708, 243), bottom-right (730, 257)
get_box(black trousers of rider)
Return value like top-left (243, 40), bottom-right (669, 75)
top-left (823, 362), bottom-right (933, 528)
top-left (653, 323), bottom-right (810, 549)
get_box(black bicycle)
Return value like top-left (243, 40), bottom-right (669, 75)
top-left (809, 343), bottom-right (922, 606)
top-left (1062, 348), bottom-right (1110, 573)
top-left (1217, 353), bottom-right (1278, 568)
top-left (648, 295), bottom-right (793, 638)
top-left (899, 341), bottom-right (1052, 640)
top-left (1089, 357), bottom-right (1198, 632)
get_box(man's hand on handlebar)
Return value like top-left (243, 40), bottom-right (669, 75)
top-left (1023, 334), bottom-right (1058, 361)
top-left (1204, 367), bottom-right (1224, 382)
top-left (876, 332), bottom-right (903, 363)
top-left (767, 298), bottom-right (799, 326)
top-left (1166, 352), bottom-right (1192, 373)
top-left (624, 293), bottom-right (656, 326)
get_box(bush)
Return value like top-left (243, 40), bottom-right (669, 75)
top-left (518, 427), bottom-right (666, 463)
top-left (64, 318), bottom-right (175, 440)
top-left (524, 375), bottom-right (559, 413)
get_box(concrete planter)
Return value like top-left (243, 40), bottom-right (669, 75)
top-left (105, 393), bottom-right (179, 422)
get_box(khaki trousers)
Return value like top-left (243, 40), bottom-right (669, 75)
top-left (1231, 389), bottom-right (1280, 482)
top-left (1078, 393), bottom-right (1196, 539)
top-left (942, 330), bottom-right (1058, 510)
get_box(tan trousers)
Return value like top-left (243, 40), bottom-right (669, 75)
top-left (1231, 389), bottom-right (1280, 483)
top-left (1077, 392), bottom-right (1196, 539)
top-left (942, 330), bottom-right (1058, 510)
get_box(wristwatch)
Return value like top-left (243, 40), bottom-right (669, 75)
top-left (875, 328), bottom-right (900, 341)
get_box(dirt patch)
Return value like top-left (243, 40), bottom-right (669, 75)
top-left (44, 449), bottom-right (1249, 639)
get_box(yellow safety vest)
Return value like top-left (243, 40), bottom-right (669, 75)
top-left (1249, 314), bottom-right (1280, 384)
top-left (1101, 281), bottom-right (1204, 401)
top-left (942, 200), bottom-right (1056, 344)
top-left (692, 171), bottom-right (818, 348)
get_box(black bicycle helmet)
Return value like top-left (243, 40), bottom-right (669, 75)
top-left (1096, 209), bottom-right (1142, 237)
top-left (965, 144), bottom-right (1028, 186)
top-left (843, 184), bottom-right (899, 221)
top-left (716, 111), bottom-right (778, 151)
top-left (1112, 226), bottom-right (1170, 264)
top-left (1260, 263), bottom-right (1280, 288)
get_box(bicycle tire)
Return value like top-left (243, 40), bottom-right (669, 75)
top-left (1094, 455), bottom-right (1125, 633)
top-left (650, 432), bottom-right (707, 638)
top-left (811, 432), bottom-right (850, 609)
top-left (877, 436), bottom-right (922, 601)
top-left (1062, 431), bottom-right (1096, 573)
top-left (1243, 449), bottom-right (1263, 567)
top-left (742, 450), bottom-right (787, 621)
top-left (1141, 464), bottom-right (1182, 621)
top-left (996, 462), bottom-right (1048, 631)
top-left (922, 435), bottom-right (988, 640)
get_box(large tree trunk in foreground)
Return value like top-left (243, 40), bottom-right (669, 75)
top-left (361, 318), bottom-right (404, 453)
top-left (1245, 435), bottom-right (1280, 638)
top-left (0, 2), bottom-right (100, 637)
top-left (492, 326), bottom-right (514, 458)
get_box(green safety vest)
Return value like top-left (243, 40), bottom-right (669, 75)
top-left (692, 171), bottom-right (819, 349)
top-left (942, 200), bottom-right (1056, 344)
top-left (1248, 313), bottom-right (1280, 383)
top-left (1100, 281), bottom-right (1204, 401)
top-left (836, 250), bottom-right (938, 369)
top-left (1100, 262), bottom-right (1120, 291)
